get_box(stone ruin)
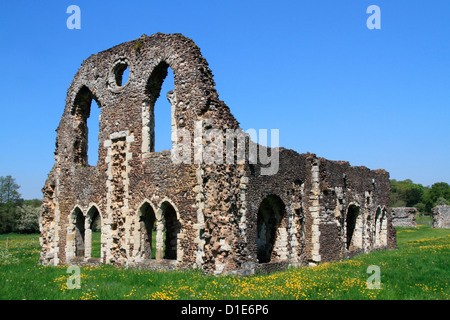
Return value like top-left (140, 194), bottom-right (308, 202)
top-left (390, 207), bottom-right (418, 228)
top-left (431, 205), bottom-right (450, 229)
top-left (39, 33), bottom-right (396, 275)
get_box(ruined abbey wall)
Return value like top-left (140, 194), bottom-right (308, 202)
top-left (40, 33), bottom-right (396, 275)
top-left (391, 207), bottom-right (418, 228)
top-left (432, 205), bottom-right (450, 229)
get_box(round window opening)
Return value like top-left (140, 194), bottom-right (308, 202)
top-left (113, 61), bottom-right (130, 87)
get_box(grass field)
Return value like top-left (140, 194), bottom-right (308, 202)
top-left (0, 216), bottom-right (448, 300)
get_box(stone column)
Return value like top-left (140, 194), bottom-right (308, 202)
top-left (309, 160), bottom-right (321, 265)
top-left (155, 219), bottom-right (165, 260)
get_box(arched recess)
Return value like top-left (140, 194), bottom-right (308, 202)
top-left (142, 61), bottom-right (176, 156)
top-left (71, 207), bottom-right (85, 258)
top-left (71, 85), bottom-right (102, 166)
top-left (256, 195), bottom-right (286, 263)
top-left (346, 204), bottom-right (363, 251)
top-left (162, 201), bottom-right (181, 260)
top-left (85, 205), bottom-right (102, 259)
top-left (374, 207), bottom-right (382, 247)
top-left (138, 201), bottom-right (157, 259)
top-left (290, 179), bottom-right (305, 263)
top-left (379, 208), bottom-right (388, 246)
top-left (155, 200), bottom-right (181, 260)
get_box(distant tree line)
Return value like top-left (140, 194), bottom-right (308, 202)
top-left (390, 179), bottom-right (450, 213)
top-left (0, 175), bottom-right (42, 234)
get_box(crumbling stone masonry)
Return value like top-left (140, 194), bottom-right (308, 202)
top-left (431, 205), bottom-right (450, 229)
top-left (39, 33), bottom-right (396, 275)
top-left (391, 207), bottom-right (418, 228)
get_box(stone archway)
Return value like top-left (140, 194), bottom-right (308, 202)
top-left (71, 85), bottom-right (102, 166)
top-left (85, 205), bottom-right (101, 259)
top-left (161, 201), bottom-right (181, 260)
top-left (256, 195), bottom-right (286, 263)
top-left (73, 207), bottom-right (85, 258)
top-left (138, 201), bottom-right (157, 260)
top-left (346, 204), bottom-right (363, 251)
top-left (154, 200), bottom-right (181, 261)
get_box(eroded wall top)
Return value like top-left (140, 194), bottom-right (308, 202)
top-left (54, 32), bottom-right (239, 166)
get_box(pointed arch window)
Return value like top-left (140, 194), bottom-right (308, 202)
top-left (71, 86), bottom-right (101, 166)
top-left (142, 62), bottom-right (175, 157)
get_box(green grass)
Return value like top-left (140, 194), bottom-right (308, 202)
top-left (91, 231), bottom-right (101, 258)
top-left (0, 217), bottom-right (448, 300)
top-left (396, 215), bottom-right (449, 246)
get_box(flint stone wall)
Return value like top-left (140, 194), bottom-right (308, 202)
top-left (431, 205), bottom-right (450, 229)
top-left (391, 207), bottom-right (418, 228)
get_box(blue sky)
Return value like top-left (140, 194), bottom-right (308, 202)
top-left (0, 0), bottom-right (449, 199)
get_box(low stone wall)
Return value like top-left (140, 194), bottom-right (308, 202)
top-left (431, 205), bottom-right (450, 229)
top-left (391, 207), bottom-right (418, 228)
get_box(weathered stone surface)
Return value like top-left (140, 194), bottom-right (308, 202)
top-left (391, 207), bottom-right (418, 228)
top-left (431, 205), bottom-right (450, 229)
top-left (39, 33), bottom-right (396, 275)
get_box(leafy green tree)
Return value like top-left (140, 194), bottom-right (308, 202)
top-left (425, 182), bottom-right (450, 203)
top-left (390, 179), bottom-right (405, 207)
top-left (390, 179), bottom-right (424, 208)
top-left (0, 176), bottom-right (22, 205)
top-left (0, 205), bottom-right (16, 233)
top-left (15, 204), bottom-right (40, 233)
top-left (403, 184), bottom-right (424, 207)
top-left (24, 199), bottom-right (42, 208)
top-left (423, 182), bottom-right (450, 212)
top-left (391, 181), bottom-right (450, 213)
top-left (435, 197), bottom-right (449, 206)
top-left (0, 175), bottom-right (23, 233)
top-left (414, 202), bottom-right (426, 213)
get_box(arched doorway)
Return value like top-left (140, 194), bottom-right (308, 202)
top-left (73, 207), bottom-right (85, 258)
top-left (86, 206), bottom-right (101, 259)
top-left (256, 195), bottom-right (286, 263)
top-left (159, 201), bottom-right (181, 260)
top-left (346, 204), bottom-right (362, 251)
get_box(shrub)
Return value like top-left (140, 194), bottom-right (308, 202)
top-left (15, 205), bottom-right (40, 233)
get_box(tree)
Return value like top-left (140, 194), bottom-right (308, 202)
top-left (0, 206), bottom-right (15, 233)
top-left (414, 202), bottom-right (426, 213)
top-left (15, 204), bottom-right (40, 233)
top-left (0, 175), bottom-right (23, 233)
top-left (423, 182), bottom-right (450, 212)
top-left (403, 183), bottom-right (424, 207)
top-left (0, 175), bottom-right (22, 205)
top-left (390, 179), bottom-right (406, 207)
top-left (435, 197), bottom-right (449, 206)
top-left (390, 179), bottom-right (424, 208)
top-left (25, 199), bottom-right (42, 208)
top-left (426, 182), bottom-right (450, 203)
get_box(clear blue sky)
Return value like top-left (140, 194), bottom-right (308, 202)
top-left (0, 0), bottom-right (449, 199)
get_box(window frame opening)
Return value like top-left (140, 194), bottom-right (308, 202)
top-left (71, 86), bottom-right (101, 167)
top-left (255, 195), bottom-right (286, 263)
